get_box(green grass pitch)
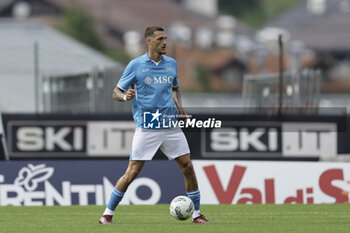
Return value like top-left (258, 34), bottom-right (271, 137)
top-left (0, 204), bottom-right (349, 233)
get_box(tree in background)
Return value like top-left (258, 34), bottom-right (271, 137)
top-left (57, 5), bottom-right (104, 51)
top-left (195, 64), bottom-right (212, 92)
top-left (218, 0), bottom-right (301, 28)
top-left (218, 0), bottom-right (260, 19)
top-left (56, 5), bottom-right (130, 64)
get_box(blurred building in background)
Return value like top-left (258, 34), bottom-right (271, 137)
top-left (263, 0), bottom-right (350, 110)
top-left (0, 0), bottom-right (256, 92)
top-left (0, 19), bottom-right (125, 113)
top-left (1, 0), bottom-right (350, 112)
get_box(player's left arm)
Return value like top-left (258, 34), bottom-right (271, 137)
top-left (172, 86), bottom-right (189, 119)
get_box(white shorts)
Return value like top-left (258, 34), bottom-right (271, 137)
top-left (130, 127), bottom-right (190, 160)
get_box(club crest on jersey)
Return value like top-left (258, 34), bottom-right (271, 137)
top-left (144, 76), bottom-right (152, 85)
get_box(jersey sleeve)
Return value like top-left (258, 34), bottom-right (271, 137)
top-left (172, 61), bottom-right (179, 88)
top-left (117, 60), bottom-right (136, 91)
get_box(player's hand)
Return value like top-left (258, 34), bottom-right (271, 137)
top-left (178, 108), bottom-right (190, 123)
top-left (125, 89), bottom-right (136, 101)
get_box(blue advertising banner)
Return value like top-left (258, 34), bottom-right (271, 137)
top-left (0, 160), bottom-right (185, 206)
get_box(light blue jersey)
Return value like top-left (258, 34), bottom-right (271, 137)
top-left (117, 53), bottom-right (179, 128)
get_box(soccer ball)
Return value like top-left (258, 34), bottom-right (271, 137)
top-left (169, 196), bottom-right (194, 220)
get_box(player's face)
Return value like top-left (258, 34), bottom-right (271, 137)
top-left (149, 31), bottom-right (167, 55)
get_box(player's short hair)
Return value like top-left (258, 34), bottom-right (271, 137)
top-left (144, 26), bottom-right (164, 39)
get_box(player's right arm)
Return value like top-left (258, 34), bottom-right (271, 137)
top-left (112, 87), bottom-right (135, 102)
top-left (113, 59), bottom-right (137, 102)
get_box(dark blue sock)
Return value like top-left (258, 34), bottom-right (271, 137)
top-left (187, 190), bottom-right (200, 211)
top-left (107, 187), bottom-right (125, 211)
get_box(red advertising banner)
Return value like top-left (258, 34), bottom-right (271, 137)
top-left (193, 160), bottom-right (350, 204)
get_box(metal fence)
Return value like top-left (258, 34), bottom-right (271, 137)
top-left (242, 69), bottom-right (321, 113)
top-left (42, 67), bottom-right (131, 113)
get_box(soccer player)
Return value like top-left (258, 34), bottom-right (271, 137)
top-left (99, 26), bottom-right (211, 224)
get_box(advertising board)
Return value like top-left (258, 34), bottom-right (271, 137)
top-left (0, 160), bottom-right (349, 206)
top-left (1, 113), bottom-right (349, 160)
top-left (194, 160), bottom-right (350, 204)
